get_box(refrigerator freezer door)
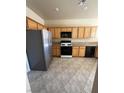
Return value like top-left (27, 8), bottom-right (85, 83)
top-left (42, 29), bottom-right (50, 69)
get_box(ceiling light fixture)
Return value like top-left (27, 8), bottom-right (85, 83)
top-left (55, 8), bottom-right (59, 12)
top-left (79, 0), bottom-right (88, 10)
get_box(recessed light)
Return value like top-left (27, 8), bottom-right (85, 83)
top-left (55, 8), bottom-right (59, 12)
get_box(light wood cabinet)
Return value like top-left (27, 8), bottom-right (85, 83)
top-left (72, 27), bottom-right (78, 38)
top-left (56, 46), bottom-right (60, 56)
top-left (91, 27), bottom-right (97, 38)
top-left (72, 47), bottom-right (79, 56)
top-left (95, 47), bottom-right (98, 57)
top-left (37, 24), bottom-right (43, 30)
top-left (54, 28), bottom-right (61, 39)
top-left (78, 27), bottom-right (85, 38)
top-left (48, 26), bottom-right (97, 41)
top-left (52, 44), bottom-right (56, 56)
top-left (52, 48), bottom-right (56, 56)
top-left (52, 44), bottom-right (60, 57)
top-left (66, 27), bottom-right (72, 32)
top-left (49, 28), bottom-right (55, 39)
top-left (61, 27), bottom-right (66, 32)
top-left (84, 27), bottom-right (91, 38)
top-left (79, 46), bottom-right (86, 57)
top-left (27, 18), bottom-right (38, 30)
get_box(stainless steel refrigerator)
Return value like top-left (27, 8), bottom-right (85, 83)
top-left (26, 29), bottom-right (52, 71)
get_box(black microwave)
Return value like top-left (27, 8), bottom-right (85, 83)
top-left (61, 32), bottom-right (72, 38)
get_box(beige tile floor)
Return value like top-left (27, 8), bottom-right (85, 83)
top-left (27, 57), bottom-right (98, 93)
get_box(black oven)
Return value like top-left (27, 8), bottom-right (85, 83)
top-left (61, 46), bottom-right (72, 55)
top-left (60, 40), bottom-right (72, 57)
top-left (61, 32), bottom-right (72, 38)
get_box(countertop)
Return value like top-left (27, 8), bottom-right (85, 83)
top-left (52, 38), bottom-right (98, 46)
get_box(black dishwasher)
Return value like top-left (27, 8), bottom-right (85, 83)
top-left (85, 46), bottom-right (96, 57)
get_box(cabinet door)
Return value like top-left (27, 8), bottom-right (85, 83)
top-left (38, 24), bottom-right (43, 30)
top-left (27, 19), bottom-right (37, 30)
top-left (84, 27), bottom-right (91, 38)
top-left (79, 47), bottom-right (86, 57)
top-left (52, 48), bottom-right (56, 56)
top-left (52, 45), bottom-right (56, 56)
top-left (91, 26), bottom-right (97, 38)
top-left (72, 27), bottom-right (78, 38)
top-left (72, 47), bottom-right (79, 56)
top-left (54, 28), bottom-right (61, 39)
top-left (95, 47), bottom-right (98, 57)
top-left (49, 28), bottom-right (55, 39)
top-left (61, 27), bottom-right (66, 32)
top-left (66, 27), bottom-right (72, 32)
top-left (56, 46), bottom-right (60, 56)
top-left (78, 27), bottom-right (85, 38)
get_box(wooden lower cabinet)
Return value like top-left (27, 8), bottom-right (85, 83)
top-left (79, 46), bottom-right (86, 57)
top-left (72, 46), bottom-right (86, 57)
top-left (72, 47), bottom-right (79, 57)
top-left (52, 48), bottom-right (56, 56)
top-left (56, 47), bottom-right (60, 56)
top-left (52, 44), bottom-right (60, 57)
top-left (94, 47), bottom-right (98, 57)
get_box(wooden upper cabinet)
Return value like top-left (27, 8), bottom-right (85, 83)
top-left (37, 24), bottom-right (43, 30)
top-left (54, 28), bottom-right (61, 39)
top-left (49, 28), bottom-right (55, 39)
top-left (72, 47), bottom-right (79, 56)
top-left (78, 27), bottom-right (85, 38)
top-left (84, 27), bottom-right (91, 38)
top-left (91, 26), bottom-right (97, 38)
top-left (66, 27), bottom-right (72, 32)
top-left (61, 27), bottom-right (66, 32)
top-left (72, 27), bottom-right (78, 38)
top-left (27, 18), bottom-right (37, 30)
top-left (79, 46), bottom-right (86, 57)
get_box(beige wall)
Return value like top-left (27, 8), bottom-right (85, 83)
top-left (26, 7), bottom-right (45, 25)
top-left (45, 19), bottom-right (98, 27)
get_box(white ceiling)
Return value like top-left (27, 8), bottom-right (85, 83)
top-left (26, 0), bottom-right (98, 20)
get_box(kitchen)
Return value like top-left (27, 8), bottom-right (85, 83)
top-left (26, 0), bottom-right (98, 93)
